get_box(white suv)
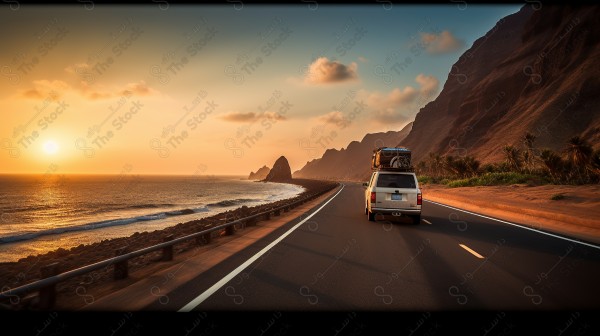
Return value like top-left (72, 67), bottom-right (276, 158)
top-left (363, 171), bottom-right (422, 224)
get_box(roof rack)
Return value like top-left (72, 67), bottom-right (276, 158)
top-left (372, 166), bottom-right (415, 172)
top-left (372, 146), bottom-right (411, 153)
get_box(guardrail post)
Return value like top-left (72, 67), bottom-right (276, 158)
top-left (264, 211), bottom-right (271, 221)
top-left (114, 246), bottom-right (129, 280)
top-left (225, 223), bottom-right (235, 236)
top-left (162, 235), bottom-right (174, 261)
top-left (274, 208), bottom-right (281, 216)
top-left (203, 232), bottom-right (212, 244)
top-left (39, 262), bottom-right (60, 309)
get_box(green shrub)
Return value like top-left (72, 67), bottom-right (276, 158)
top-left (446, 178), bottom-right (472, 188)
top-left (446, 172), bottom-right (549, 188)
top-left (418, 176), bottom-right (433, 184)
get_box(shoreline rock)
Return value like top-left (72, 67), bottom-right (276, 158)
top-left (264, 156), bottom-right (292, 182)
top-left (248, 166), bottom-right (271, 180)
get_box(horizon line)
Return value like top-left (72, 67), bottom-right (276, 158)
top-left (0, 172), bottom-right (249, 177)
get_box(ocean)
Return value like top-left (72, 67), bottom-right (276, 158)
top-left (0, 175), bottom-right (304, 262)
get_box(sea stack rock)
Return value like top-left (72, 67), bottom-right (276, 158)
top-left (248, 166), bottom-right (271, 180)
top-left (264, 156), bottom-right (292, 182)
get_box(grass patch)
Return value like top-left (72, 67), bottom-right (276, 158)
top-left (417, 175), bottom-right (432, 184)
top-left (418, 176), bottom-right (436, 184)
top-left (418, 175), bottom-right (451, 184)
top-left (550, 193), bottom-right (565, 200)
top-left (445, 172), bottom-right (549, 188)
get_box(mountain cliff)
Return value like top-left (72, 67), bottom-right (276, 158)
top-left (248, 166), bottom-right (270, 180)
top-left (293, 122), bottom-right (413, 181)
top-left (399, 5), bottom-right (600, 163)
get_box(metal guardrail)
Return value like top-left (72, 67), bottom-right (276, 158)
top-left (0, 183), bottom-right (340, 309)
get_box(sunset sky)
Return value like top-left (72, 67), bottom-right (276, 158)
top-left (0, 4), bottom-right (520, 175)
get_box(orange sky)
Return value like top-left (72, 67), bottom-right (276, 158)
top-left (0, 5), bottom-right (519, 175)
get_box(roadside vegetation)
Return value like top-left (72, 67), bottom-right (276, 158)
top-left (416, 133), bottom-right (600, 187)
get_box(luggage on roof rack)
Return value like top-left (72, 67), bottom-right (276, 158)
top-left (371, 147), bottom-right (413, 171)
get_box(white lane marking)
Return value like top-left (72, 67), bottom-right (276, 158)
top-left (179, 184), bottom-right (346, 312)
top-left (422, 219), bottom-right (432, 225)
top-left (459, 244), bottom-right (485, 259)
top-left (424, 199), bottom-right (600, 250)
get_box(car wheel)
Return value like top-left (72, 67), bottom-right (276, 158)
top-left (411, 215), bottom-right (421, 225)
top-left (368, 211), bottom-right (375, 222)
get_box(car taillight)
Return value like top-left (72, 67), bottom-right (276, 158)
top-left (417, 193), bottom-right (422, 205)
top-left (370, 192), bottom-right (376, 203)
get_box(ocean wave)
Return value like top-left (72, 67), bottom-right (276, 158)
top-left (127, 203), bottom-right (176, 209)
top-left (0, 206), bottom-right (209, 244)
top-left (206, 198), bottom-right (262, 207)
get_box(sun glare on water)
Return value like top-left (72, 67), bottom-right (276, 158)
top-left (43, 140), bottom-right (59, 155)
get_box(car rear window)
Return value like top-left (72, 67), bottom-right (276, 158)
top-left (376, 174), bottom-right (416, 188)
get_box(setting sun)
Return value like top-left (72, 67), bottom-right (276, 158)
top-left (42, 140), bottom-right (59, 155)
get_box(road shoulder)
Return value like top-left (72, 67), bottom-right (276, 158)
top-left (422, 184), bottom-right (600, 245)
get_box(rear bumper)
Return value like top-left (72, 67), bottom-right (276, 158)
top-left (370, 207), bottom-right (421, 216)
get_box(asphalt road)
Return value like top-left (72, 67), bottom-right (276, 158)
top-left (145, 183), bottom-right (600, 311)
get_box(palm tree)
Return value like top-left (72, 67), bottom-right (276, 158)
top-left (463, 156), bottom-right (481, 177)
top-left (428, 152), bottom-right (443, 177)
top-left (503, 145), bottom-right (522, 172)
top-left (416, 160), bottom-right (427, 175)
top-left (522, 151), bottom-right (531, 173)
top-left (565, 135), bottom-right (593, 183)
top-left (592, 150), bottom-right (600, 166)
top-left (443, 155), bottom-right (458, 177)
top-left (453, 158), bottom-right (469, 179)
top-left (522, 132), bottom-right (537, 173)
top-left (565, 135), bottom-right (593, 167)
top-left (523, 132), bottom-right (537, 149)
top-left (540, 149), bottom-right (564, 182)
top-left (426, 152), bottom-right (435, 176)
top-left (590, 149), bottom-right (600, 180)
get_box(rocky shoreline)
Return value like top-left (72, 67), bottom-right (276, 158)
top-left (0, 179), bottom-right (338, 310)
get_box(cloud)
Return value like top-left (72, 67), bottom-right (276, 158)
top-left (78, 81), bottom-right (112, 100)
top-left (369, 109), bottom-right (411, 125)
top-left (304, 57), bottom-right (358, 84)
top-left (220, 112), bottom-right (257, 123)
top-left (362, 86), bottom-right (418, 111)
top-left (21, 65), bottom-right (161, 101)
top-left (415, 74), bottom-right (439, 96)
top-left (317, 111), bottom-right (345, 125)
top-left (119, 81), bottom-right (159, 97)
top-left (64, 63), bottom-right (92, 75)
top-left (80, 80), bottom-right (160, 100)
top-left (22, 89), bottom-right (45, 100)
top-left (220, 111), bottom-right (287, 123)
top-left (57, 62), bottom-right (163, 100)
top-left (420, 30), bottom-right (465, 54)
top-left (20, 80), bottom-right (70, 100)
top-left (358, 73), bottom-right (439, 124)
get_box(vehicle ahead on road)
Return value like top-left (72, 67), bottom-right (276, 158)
top-left (363, 171), bottom-right (422, 224)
